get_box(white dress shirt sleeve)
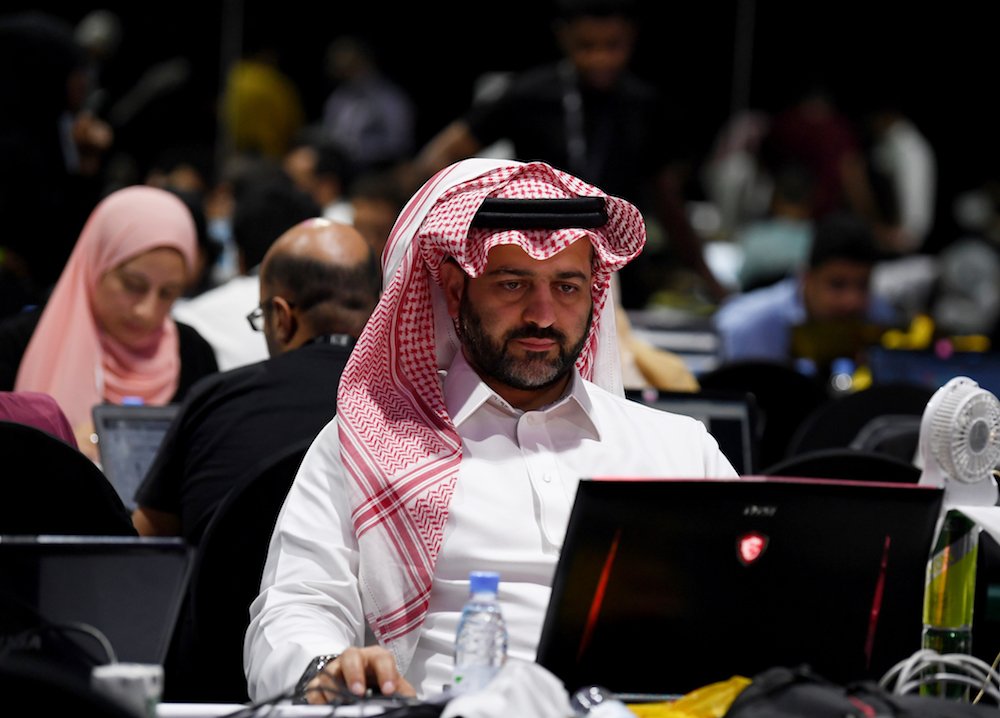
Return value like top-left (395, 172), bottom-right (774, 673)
top-left (243, 417), bottom-right (365, 702)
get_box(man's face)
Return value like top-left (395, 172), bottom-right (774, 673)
top-left (557, 16), bottom-right (636, 92)
top-left (283, 146), bottom-right (318, 195)
top-left (802, 260), bottom-right (872, 321)
top-left (442, 240), bottom-right (594, 407)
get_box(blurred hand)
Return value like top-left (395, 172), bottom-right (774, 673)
top-left (74, 419), bottom-right (100, 463)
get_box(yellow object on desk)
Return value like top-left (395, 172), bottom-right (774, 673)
top-left (627, 675), bottom-right (752, 718)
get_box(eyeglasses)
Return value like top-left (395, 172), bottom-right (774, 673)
top-left (246, 298), bottom-right (295, 332)
top-left (246, 305), bottom-right (266, 332)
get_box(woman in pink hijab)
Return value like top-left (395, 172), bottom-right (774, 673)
top-left (0, 185), bottom-right (218, 455)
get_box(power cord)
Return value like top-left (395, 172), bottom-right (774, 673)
top-left (1, 589), bottom-right (118, 667)
top-left (879, 648), bottom-right (1000, 705)
top-left (217, 686), bottom-right (300, 718)
top-left (974, 650), bottom-right (1000, 705)
top-left (32, 621), bottom-right (118, 665)
top-left (219, 683), bottom-right (427, 717)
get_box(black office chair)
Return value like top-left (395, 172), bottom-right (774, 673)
top-left (0, 420), bottom-right (136, 536)
top-left (0, 657), bottom-right (138, 718)
top-left (784, 382), bottom-right (934, 459)
top-left (850, 414), bottom-right (923, 463)
top-left (761, 447), bottom-right (921, 484)
top-left (697, 360), bottom-right (830, 471)
top-left (164, 439), bottom-right (311, 702)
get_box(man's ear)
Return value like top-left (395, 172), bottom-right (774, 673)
top-left (270, 296), bottom-right (297, 344)
top-left (439, 260), bottom-right (466, 319)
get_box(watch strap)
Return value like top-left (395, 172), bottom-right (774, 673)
top-left (293, 653), bottom-right (340, 703)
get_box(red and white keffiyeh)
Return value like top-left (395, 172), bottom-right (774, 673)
top-left (336, 159), bottom-right (645, 668)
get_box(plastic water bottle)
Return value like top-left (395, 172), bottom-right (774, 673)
top-left (921, 509), bottom-right (978, 699)
top-left (452, 570), bottom-right (508, 694)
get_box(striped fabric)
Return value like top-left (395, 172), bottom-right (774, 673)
top-left (336, 158), bottom-right (645, 668)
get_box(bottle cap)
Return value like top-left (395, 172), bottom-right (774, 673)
top-left (469, 571), bottom-right (499, 594)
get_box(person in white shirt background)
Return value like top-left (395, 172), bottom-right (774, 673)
top-left (243, 158), bottom-right (737, 703)
top-left (866, 101), bottom-right (937, 255)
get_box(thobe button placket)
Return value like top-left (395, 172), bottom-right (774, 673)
top-left (517, 411), bottom-right (570, 547)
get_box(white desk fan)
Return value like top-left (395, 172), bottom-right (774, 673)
top-left (917, 376), bottom-right (1000, 507)
top-left (913, 376), bottom-right (1000, 685)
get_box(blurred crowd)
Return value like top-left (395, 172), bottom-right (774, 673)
top-left (3, 4), bottom-right (1000, 701)
top-left (2, 3), bottom-right (998, 388)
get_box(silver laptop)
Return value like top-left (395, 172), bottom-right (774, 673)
top-left (92, 404), bottom-right (180, 512)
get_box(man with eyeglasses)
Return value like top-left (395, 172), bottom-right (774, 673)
top-left (171, 174), bottom-right (321, 371)
top-left (132, 218), bottom-right (379, 547)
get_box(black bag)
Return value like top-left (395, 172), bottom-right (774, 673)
top-left (723, 664), bottom-right (998, 718)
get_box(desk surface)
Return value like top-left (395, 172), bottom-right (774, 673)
top-left (158, 702), bottom-right (396, 717)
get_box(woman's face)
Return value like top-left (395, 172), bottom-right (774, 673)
top-left (92, 247), bottom-right (188, 349)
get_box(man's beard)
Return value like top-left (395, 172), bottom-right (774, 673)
top-left (457, 293), bottom-right (591, 391)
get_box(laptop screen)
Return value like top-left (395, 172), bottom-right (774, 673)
top-left (867, 347), bottom-right (1000, 398)
top-left (0, 535), bottom-right (193, 665)
top-left (536, 476), bottom-right (944, 699)
top-left (92, 404), bottom-right (179, 512)
top-left (625, 389), bottom-right (759, 475)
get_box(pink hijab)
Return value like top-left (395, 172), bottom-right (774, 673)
top-left (337, 159), bottom-right (645, 669)
top-left (14, 185), bottom-right (198, 431)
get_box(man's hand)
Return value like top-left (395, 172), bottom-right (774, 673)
top-left (305, 647), bottom-right (417, 704)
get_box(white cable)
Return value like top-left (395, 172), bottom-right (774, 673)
top-left (57, 621), bottom-right (119, 665)
top-left (880, 649), bottom-right (1000, 704)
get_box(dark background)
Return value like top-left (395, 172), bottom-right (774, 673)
top-left (6, 1), bottom-right (996, 250)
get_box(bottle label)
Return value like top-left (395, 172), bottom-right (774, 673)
top-left (923, 512), bottom-right (978, 630)
top-left (452, 665), bottom-right (498, 694)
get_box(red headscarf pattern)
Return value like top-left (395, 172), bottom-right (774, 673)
top-left (337, 159), bottom-right (645, 667)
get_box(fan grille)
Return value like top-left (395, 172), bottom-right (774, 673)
top-left (930, 388), bottom-right (1000, 483)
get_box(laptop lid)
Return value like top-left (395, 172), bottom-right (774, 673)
top-left (0, 535), bottom-right (193, 665)
top-left (625, 389), bottom-right (759, 474)
top-left (535, 476), bottom-right (944, 698)
top-left (92, 404), bottom-right (179, 512)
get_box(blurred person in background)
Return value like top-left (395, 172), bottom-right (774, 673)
top-left (403, 0), bottom-right (729, 308)
top-left (0, 11), bottom-right (113, 306)
top-left (0, 185), bottom-right (218, 458)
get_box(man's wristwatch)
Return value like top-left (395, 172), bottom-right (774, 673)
top-left (293, 653), bottom-right (340, 703)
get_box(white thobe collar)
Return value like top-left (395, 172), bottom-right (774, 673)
top-left (442, 350), bottom-right (602, 441)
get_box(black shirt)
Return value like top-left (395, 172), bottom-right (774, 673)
top-left (0, 305), bottom-right (218, 398)
top-left (463, 61), bottom-right (687, 308)
top-left (464, 61), bottom-right (678, 207)
top-left (134, 337), bottom-right (353, 545)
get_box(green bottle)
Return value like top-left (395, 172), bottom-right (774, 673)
top-left (921, 509), bottom-right (978, 699)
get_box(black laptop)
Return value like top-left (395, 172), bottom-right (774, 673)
top-left (0, 535), bottom-right (193, 665)
top-left (535, 476), bottom-right (944, 699)
top-left (92, 404), bottom-right (180, 512)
